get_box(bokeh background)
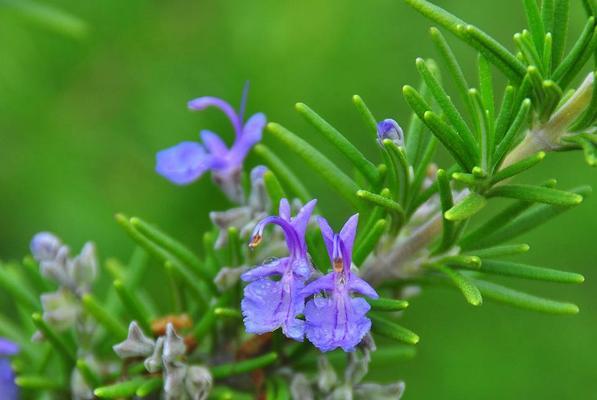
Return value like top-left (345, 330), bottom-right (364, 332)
top-left (0, 0), bottom-right (595, 398)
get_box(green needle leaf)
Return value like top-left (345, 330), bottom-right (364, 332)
top-left (423, 111), bottom-right (472, 170)
top-left (295, 103), bottom-right (380, 185)
top-left (480, 259), bottom-right (584, 283)
top-left (356, 190), bottom-right (405, 226)
top-left (214, 307), bottom-right (242, 319)
top-left (192, 291), bottom-right (233, 339)
top-left (129, 217), bottom-right (209, 282)
top-left (405, 0), bottom-right (525, 81)
top-left (552, 0), bottom-right (570, 67)
top-left (211, 352), bottom-right (278, 379)
top-left (542, 0), bottom-right (555, 35)
top-left (0, 266), bottom-right (38, 312)
top-left (523, 0), bottom-right (546, 54)
top-left (440, 255), bottom-right (482, 270)
top-left (429, 27), bottom-right (475, 118)
top-left (553, 17), bottom-right (596, 83)
top-left (263, 170), bottom-right (286, 210)
top-left (468, 243), bottom-right (530, 258)
top-left (266, 122), bottom-right (361, 208)
top-left (367, 297), bottom-right (409, 312)
top-left (136, 377), bottom-right (163, 397)
top-left (416, 58), bottom-right (478, 164)
top-left (82, 294), bottom-right (128, 339)
top-left (473, 279), bottom-right (579, 314)
top-left (486, 184), bottom-right (584, 205)
top-left (491, 151), bottom-right (546, 183)
top-left (94, 378), bottom-right (148, 398)
top-left (370, 313), bottom-right (420, 344)
top-left (352, 94), bottom-right (378, 138)
top-left (493, 98), bottom-right (532, 168)
top-left (76, 359), bottom-right (101, 389)
top-left (113, 280), bottom-right (152, 333)
top-left (473, 185), bottom-right (591, 247)
top-left (115, 214), bottom-right (215, 298)
top-left (31, 312), bottom-right (76, 364)
top-left (253, 144), bottom-right (311, 202)
top-left (15, 375), bottom-right (64, 391)
top-left (353, 219), bottom-right (387, 266)
top-left (444, 192), bottom-right (487, 221)
top-left (494, 86), bottom-right (516, 144)
top-left (428, 263), bottom-right (482, 305)
top-left (382, 139), bottom-right (411, 204)
top-left (436, 169), bottom-right (455, 251)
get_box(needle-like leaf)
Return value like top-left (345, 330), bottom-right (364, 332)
top-left (473, 279), bottom-right (579, 314)
top-left (444, 192), bottom-right (487, 221)
top-left (480, 259), bottom-right (584, 283)
top-left (428, 263), bottom-right (482, 305)
top-left (486, 184), bottom-right (583, 206)
top-left (370, 313), bottom-right (420, 345)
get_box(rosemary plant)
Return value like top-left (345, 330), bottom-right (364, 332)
top-left (0, 0), bottom-right (595, 398)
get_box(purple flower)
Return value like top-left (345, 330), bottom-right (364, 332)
top-left (241, 199), bottom-right (317, 340)
top-left (302, 215), bottom-right (379, 352)
top-left (0, 338), bottom-right (19, 399)
top-left (156, 84), bottom-right (266, 203)
top-left (377, 119), bottom-right (404, 147)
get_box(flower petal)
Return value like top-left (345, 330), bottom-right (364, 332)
top-left (156, 142), bottom-right (213, 185)
top-left (291, 199), bottom-right (317, 242)
top-left (187, 96), bottom-right (242, 136)
top-left (229, 112), bottom-right (266, 162)
top-left (339, 214), bottom-right (359, 261)
top-left (200, 130), bottom-right (229, 158)
top-left (348, 275), bottom-right (379, 299)
top-left (316, 216), bottom-right (335, 262)
top-left (241, 274), bottom-right (305, 340)
top-left (279, 198), bottom-right (291, 222)
top-left (241, 258), bottom-right (287, 282)
top-left (304, 292), bottom-right (372, 352)
top-left (301, 273), bottom-right (335, 297)
top-left (0, 339), bottom-right (18, 357)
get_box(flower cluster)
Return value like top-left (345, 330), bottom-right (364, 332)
top-left (241, 199), bottom-right (379, 352)
top-left (156, 85), bottom-right (266, 204)
top-left (114, 322), bottom-right (212, 400)
top-left (29, 232), bottom-right (97, 333)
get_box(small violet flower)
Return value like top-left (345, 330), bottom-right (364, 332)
top-left (302, 215), bottom-right (379, 352)
top-left (376, 118), bottom-right (404, 147)
top-left (0, 338), bottom-right (19, 399)
top-left (241, 198), bottom-right (317, 340)
top-left (155, 84), bottom-right (266, 203)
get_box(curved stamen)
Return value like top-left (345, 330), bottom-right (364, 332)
top-left (249, 216), bottom-right (303, 259)
top-left (187, 96), bottom-right (243, 138)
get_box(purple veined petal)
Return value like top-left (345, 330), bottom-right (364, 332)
top-left (291, 199), bottom-right (317, 243)
top-left (229, 112), bottom-right (266, 162)
top-left (348, 275), bottom-right (379, 299)
top-left (0, 358), bottom-right (18, 400)
top-left (187, 96), bottom-right (242, 137)
top-left (156, 141), bottom-right (213, 185)
top-left (200, 130), bottom-right (229, 157)
top-left (339, 214), bottom-right (359, 259)
top-left (241, 272), bottom-right (305, 340)
top-left (278, 198), bottom-right (292, 222)
top-left (0, 339), bottom-right (18, 357)
top-left (301, 273), bottom-right (335, 297)
top-left (304, 292), bottom-right (372, 352)
top-left (316, 216), bottom-right (335, 261)
top-left (241, 258), bottom-right (288, 282)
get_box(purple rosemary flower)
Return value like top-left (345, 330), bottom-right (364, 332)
top-left (377, 118), bottom-right (404, 147)
top-left (302, 215), bottom-right (379, 352)
top-left (241, 198), bottom-right (317, 340)
top-left (0, 338), bottom-right (18, 399)
top-left (155, 84), bottom-right (266, 203)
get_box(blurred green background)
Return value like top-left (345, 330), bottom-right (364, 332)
top-left (0, 0), bottom-right (595, 398)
